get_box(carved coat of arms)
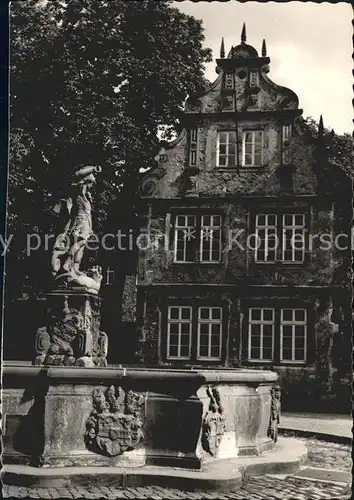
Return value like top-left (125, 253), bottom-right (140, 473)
top-left (85, 385), bottom-right (145, 456)
top-left (267, 384), bottom-right (281, 443)
top-left (201, 386), bottom-right (226, 456)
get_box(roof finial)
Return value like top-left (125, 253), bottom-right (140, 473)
top-left (261, 39), bottom-right (267, 57)
top-left (220, 37), bottom-right (225, 58)
top-left (318, 115), bottom-right (324, 136)
top-left (241, 23), bottom-right (246, 43)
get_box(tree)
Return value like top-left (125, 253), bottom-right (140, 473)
top-left (8, 0), bottom-right (212, 298)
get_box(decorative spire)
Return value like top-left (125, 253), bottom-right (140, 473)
top-left (220, 37), bottom-right (225, 58)
top-left (318, 115), bottom-right (324, 136)
top-left (241, 23), bottom-right (246, 43)
top-left (261, 39), bottom-right (267, 57)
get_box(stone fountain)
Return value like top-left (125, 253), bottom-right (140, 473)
top-left (2, 165), bottom-right (307, 490)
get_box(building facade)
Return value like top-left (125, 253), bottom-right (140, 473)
top-left (135, 27), bottom-right (352, 411)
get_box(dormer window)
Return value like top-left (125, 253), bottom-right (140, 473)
top-left (217, 130), bottom-right (263, 168)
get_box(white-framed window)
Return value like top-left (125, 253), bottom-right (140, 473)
top-left (248, 308), bottom-right (274, 361)
top-left (254, 213), bottom-right (306, 263)
top-left (249, 71), bottom-right (259, 87)
top-left (217, 131), bottom-right (237, 167)
top-left (247, 307), bottom-right (308, 363)
top-left (200, 215), bottom-right (222, 262)
top-left (280, 309), bottom-right (307, 362)
top-left (105, 266), bottom-right (115, 285)
top-left (282, 124), bottom-right (292, 164)
top-left (243, 130), bottom-right (263, 166)
top-left (282, 214), bottom-right (305, 263)
top-left (197, 307), bottom-right (223, 360)
top-left (217, 130), bottom-right (263, 168)
top-left (167, 306), bottom-right (192, 359)
top-left (174, 215), bottom-right (196, 263)
top-left (255, 214), bottom-right (277, 262)
top-left (174, 214), bottom-right (222, 263)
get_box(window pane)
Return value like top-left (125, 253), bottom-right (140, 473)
top-left (263, 336), bottom-right (273, 348)
top-left (295, 215), bottom-right (304, 226)
top-left (284, 214), bottom-right (293, 226)
top-left (168, 334), bottom-right (178, 346)
top-left (254, 153), bottom-right (262, 166)
top-left (267, 215), bottom-right (277, 226)
top-left (228, 154), bottom-right (236, 166)
top-left (295, 325), bottom-right (305, 336)
top-left (257, 215), bottom-right (265, 226)
top-left (256, 250), bottom-right (265, 261)
top-left (282, 348), bottom-right (292, 360)
top-left (229, 142), bottom-right (236, 155)
top-left (250, 309), bottom-right (261, 321)
top-left (251, 335), bottom-right (261, 347)
top-left (282, 309), bottom-right (293, 322)
top-left (250, 324), bottom-right (261, 337)
top-left (169, 323), bottom-right (179, 334)
top-left (245, 132), bottom-right (253, 143)
top-left (263, 348), bottom-right (272, 360)
top-left (218, 155), bottom-right (226, 166)
top-left (229, 131), bottom-right (236, 143)
top-left (199, 345), bottom-right (208, 357)
top-left (180, 323), bottom-right (190, 335)
top-left (282, 336), bottom-right (292, 349)
top-left (180, 345), bottom-right (190, 357)
top-left (250, 347), bottom-right (260, 359)
top-left (295, 310), bottom-right (306, 322)
top-left (263, 309), bottom-right (274, 321)
top-left (219, 131), bottom-right (227, 143)
top-left (219, 144), bottom-right (226, 155)
top-left (295, 336), bottom-right (305, 349)
top-left (211, 333), bottom-right (221, 346)
top-left (211, 308), bottom-right (221, 320)
top-left (168, 345), bottom-right (178, 357)
top-left (295, 349), bottom-right (305, 361)
top-left (263, 324), bottom-right (273, 336)
top-left (254, 131), bottom-right (262, 143)
top-left (199, 308), bottom-right (210, 320)
top-left (210, 347), bottom-right (221, 359)
top-left (282, 325), bottom-right (293, 337)
top-left (181, 307), bottom-right (191, 320)
top-left (202, 215), bottom-right (211, 227)
top-left (244, 153), bottom-right (252, 165)
top-left (180, 334), bottom-right (191, 346)
top-left (169, 307), bottom-right (179, 320)
top-left (200, 323), bottom-right (209, 334)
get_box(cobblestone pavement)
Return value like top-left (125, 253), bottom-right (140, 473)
top-left (282, 434), bottom-right (352, 472)
top-left (3, 437), bottom-right (352, 500)
top-left (3, 476), bottom-right (351, 500)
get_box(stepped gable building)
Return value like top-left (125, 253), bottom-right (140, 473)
top-left (136, 25), bottom-right (352, 411)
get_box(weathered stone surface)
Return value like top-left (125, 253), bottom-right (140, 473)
top-left (34, 291), bottom-right (108, 368)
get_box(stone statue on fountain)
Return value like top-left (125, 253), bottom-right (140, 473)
top-left (51, 165), bottom-right (103, 294)
top-left (34, 165), bottom-right (108, 368)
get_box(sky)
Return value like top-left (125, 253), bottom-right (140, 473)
top-left (173, 1), bottom-right (352, 135)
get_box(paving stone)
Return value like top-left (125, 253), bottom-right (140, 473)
top-left (2, 435), bottom-right (351, 500)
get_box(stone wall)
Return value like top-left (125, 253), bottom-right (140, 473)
top-left (137, 200), bottom-right (350, 288)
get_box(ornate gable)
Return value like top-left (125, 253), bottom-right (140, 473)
top-left (140, 24), bottom-right (336, 200)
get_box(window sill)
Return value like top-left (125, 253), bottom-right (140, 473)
top-left (173, 261), bottom-right (222, 265)
top-left (216, 166), bottom-right (266, 172)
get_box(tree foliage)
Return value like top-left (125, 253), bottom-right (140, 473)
top-left (8, 0), bottom-right (212, 296)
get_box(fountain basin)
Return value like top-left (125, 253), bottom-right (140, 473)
top-left (2, 365), bottom-right (279, 469)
